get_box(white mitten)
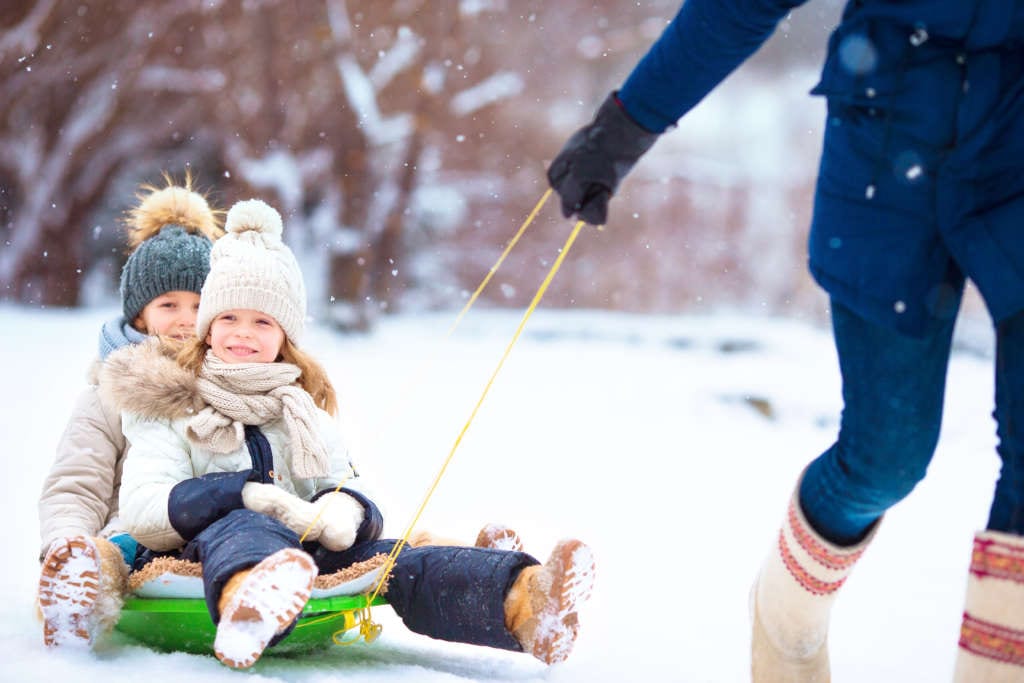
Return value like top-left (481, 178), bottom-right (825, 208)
top-left (311, 492), bottom-right (365, 551)
top-left (242, 482), bottom-right (323, 537)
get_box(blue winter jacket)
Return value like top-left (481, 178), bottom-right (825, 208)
top-left (618, 1), bottom-right (1024, 336)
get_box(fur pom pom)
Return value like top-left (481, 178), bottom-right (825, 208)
top-left (125, 174), bottom-right (222, 250)
top-left (224, 199), bottom-right (283, 238)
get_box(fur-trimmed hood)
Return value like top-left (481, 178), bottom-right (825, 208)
top-left (98, 338), bottom-right (204, 420)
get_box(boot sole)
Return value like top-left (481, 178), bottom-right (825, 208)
top-left (38, 537), bottom-right (101, 647)
top-left (214, 548), bottom-right (317, 669)
top-left (532, 539), bottom-right (596, 665)
top-left (476, 524), bottom-right (524, 552)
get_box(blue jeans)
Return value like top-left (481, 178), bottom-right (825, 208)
top-left (799, 299), bottom-right (1024, 545)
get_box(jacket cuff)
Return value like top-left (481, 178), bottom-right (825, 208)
top-left (168, 470), bottom-right (258, 541)
top-left (311, 487), bottom-right (383, 544)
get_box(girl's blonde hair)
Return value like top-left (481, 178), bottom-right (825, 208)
top-left (177, 337), bottom-right (338, 416)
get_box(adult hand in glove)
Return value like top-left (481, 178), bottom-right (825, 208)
top-left (546, 92), bottom-right (660, 226)
top-left (242, 483), bottom-right (364, 551)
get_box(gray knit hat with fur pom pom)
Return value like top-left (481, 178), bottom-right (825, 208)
top-left (120, 182), bottom-right (222, 323)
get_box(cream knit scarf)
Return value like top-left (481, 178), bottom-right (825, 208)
top-left (186, 351), bottom-right (329, 479)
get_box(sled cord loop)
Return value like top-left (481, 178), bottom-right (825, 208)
top-left (365, 218), bottom-right (588, 612)
top-left (332, 601), bottom-right (382, 646)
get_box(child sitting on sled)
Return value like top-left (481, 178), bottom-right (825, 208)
top-left (36, 174), bottom-right (223, 648)
top-left (104, 198), bottom-right (595, 669)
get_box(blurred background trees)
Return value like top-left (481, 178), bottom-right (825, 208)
top-left (0, 0), bottom-right (847, 330)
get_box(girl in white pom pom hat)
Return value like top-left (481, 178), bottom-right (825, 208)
top-left (105, 199), bottom-right (596, 669)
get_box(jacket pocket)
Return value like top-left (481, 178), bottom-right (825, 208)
top-left (810, 17), bottom-right (910, 118)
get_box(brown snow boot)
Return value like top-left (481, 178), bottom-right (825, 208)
top-left (476, 523), bottom-right (524, 552)
top-left (214, 548), bottom-right (317, 669)
top-left (407, 523), bottom-right (524, 551)
top-left (750, 490), bottom-right (877, 683)
top-left (953, 530), bottom-right (1024, 682)
top-left (505, 539), bottom-right (595, 665)
top-left (38, 536), bottom-right (128, 648)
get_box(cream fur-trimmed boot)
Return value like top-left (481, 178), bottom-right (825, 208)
top-left (214, 548), bottom-right (317, 669)
top-left (38, 536), bottom-right (129, 648)
top-left (751, 492), bottom-right (877, 682)
top-left (953, 530), bottom-right (1024, 682)
top-left (505, 539), bottom-right (595, 665)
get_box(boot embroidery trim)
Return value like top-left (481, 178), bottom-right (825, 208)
top-left (787, 500), bottom-right (864, 572)
top-left (778, 531), bottom-right (846, 596)
top-left (960, 612), bottom-right (1024, 667)
top-left (970, 537), bottom-right (1024, 584)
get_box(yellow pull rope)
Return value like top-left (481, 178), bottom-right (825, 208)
top-left (445, 188), bottom-right (552, 335)
top-left (366, 188), bottom-right (554, 444)
top-left (363, 219), bottom-right (587, 617)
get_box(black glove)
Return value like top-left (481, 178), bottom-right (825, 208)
top-left (547, 92), bottom-right (660, 225)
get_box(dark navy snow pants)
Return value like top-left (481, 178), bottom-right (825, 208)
top-left (799, 299), bottom-right (1024, 545)
top-left (313, 539), bottom-right (536, 651)
top-left (182, 509), bottom-right (537, 651)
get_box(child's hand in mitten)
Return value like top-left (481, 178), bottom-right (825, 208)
top-left (242, 482), bottom-right (322, 535)
top-left (311, 492), bottom-right (365, 551)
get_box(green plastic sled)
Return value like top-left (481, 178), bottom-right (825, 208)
top-left (116, 594), bottom-right (388, 655)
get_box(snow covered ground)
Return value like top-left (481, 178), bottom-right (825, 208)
top-left (0, 304), bottom-right (1000, 682)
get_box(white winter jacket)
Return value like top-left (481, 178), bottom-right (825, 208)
top-left (120, 410), bottom-right (353, 551)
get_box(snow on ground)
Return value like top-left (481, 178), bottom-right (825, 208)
top-left (0, 304), bottom-right (1000, 682)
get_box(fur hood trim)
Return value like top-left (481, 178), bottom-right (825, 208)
top-left (98, 339), bottom-right (204, 420)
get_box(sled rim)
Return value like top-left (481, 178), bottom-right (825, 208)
top-left (121, 594), bottom-right (384, 613)
top-left (115, 595), bottom-right (386, 654)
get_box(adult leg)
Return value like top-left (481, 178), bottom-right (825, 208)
top-left (955, 309), bottom-right (1024, 681)
top-left (753, 298), bottom-right (956, 683)
top-left (801, 299), bottom-right (957, 543)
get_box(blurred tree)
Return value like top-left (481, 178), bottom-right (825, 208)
top-left (0, 0), bottom-right (527, 327)
top-left (0, 0), bottom-right (221, 305)
top-left (0, 0), bottom-right (844, 330)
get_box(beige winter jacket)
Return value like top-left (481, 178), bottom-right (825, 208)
top-left (37, 362), bottom-right (128, 559)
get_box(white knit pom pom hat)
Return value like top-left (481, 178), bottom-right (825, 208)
top-left (196, 199), bottom-right (306, 343)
